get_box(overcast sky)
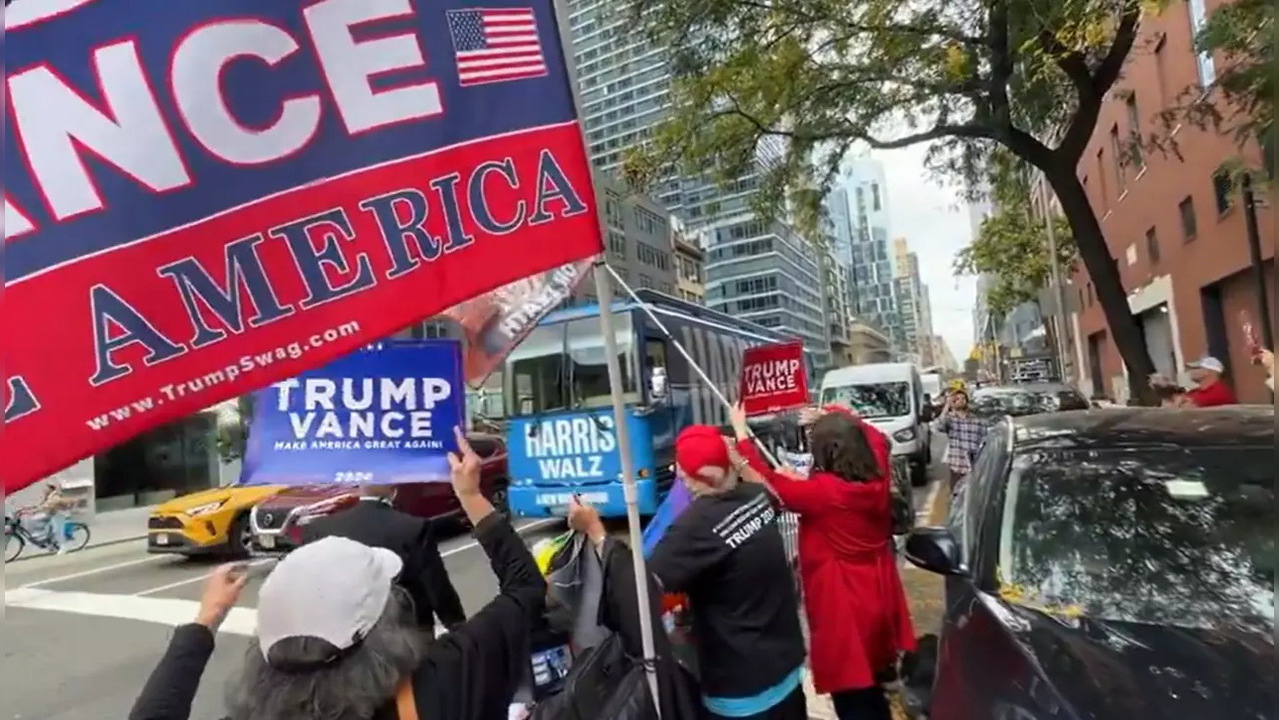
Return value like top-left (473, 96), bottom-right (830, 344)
top-left (874, 145), bottom-right (978, 363)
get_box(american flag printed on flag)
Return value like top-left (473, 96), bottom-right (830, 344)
top-left (446, 8), bottom-right (548, 87)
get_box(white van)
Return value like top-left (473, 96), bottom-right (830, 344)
top-left (819, 363), bottom-right (932, 485)
top-left (920, 372), bottom-right (944, 408)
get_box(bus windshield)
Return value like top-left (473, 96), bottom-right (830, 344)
top-left (504, 313), bottom-right (638, 417)
top-left (566, 314), bottom-right (637, 409)
top-left (507, 324), bottom-right (568, 417)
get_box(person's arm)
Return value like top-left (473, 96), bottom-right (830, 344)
top-left (128, 566), bottom-right (245, 720)
top-left (127, 625), bottom-right (216, 720)
top-left (413, 518), bottom-right (466, 628)
top-left (430, 513), bottom-right (546, 706)
top-left (734, 439), bottom-right (831, 515)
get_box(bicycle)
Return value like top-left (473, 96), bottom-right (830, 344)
top-left (5, 509), bottom-right (91, 562)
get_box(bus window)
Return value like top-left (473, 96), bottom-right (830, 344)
top-left (504, 324), bottom-right (567, 417)
top-left (566, 314), bottom-right (638, 408)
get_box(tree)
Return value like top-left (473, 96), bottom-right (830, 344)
top-left (624, 0), bottom-right (1162, 400)
top-left (955, 151), bottom-right (1078, 318)
top-left (1153, 0), bottom-right (1273, 177)
top-left (955, 209), bottom-right (1077, 319)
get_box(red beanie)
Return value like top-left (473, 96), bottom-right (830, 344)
top-left (675, 425), bottom-right (731, 484)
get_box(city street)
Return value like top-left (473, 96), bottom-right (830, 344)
top-left (3, 438), bottom-right (946, 720)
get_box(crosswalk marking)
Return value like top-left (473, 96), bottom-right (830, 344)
top-left (3, 587), bottom-right (452, 637)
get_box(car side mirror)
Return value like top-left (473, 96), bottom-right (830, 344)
top-left (904, 526), bottom-right (968, 577)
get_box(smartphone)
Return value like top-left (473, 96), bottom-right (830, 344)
top-left (1240, 311), bottom-right (1261, 361)
top-left (528, 643), bottom-right (573, 700)
top-left (229, 559), bottom-right (277, 580)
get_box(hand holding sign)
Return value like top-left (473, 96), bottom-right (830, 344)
top-left (738, 341), bottom-right (809, 416)
top-left (728, 402), bottom-right (752, 441)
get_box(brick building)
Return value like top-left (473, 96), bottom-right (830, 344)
top-left (1063, 0), bottom-right (1274, 403)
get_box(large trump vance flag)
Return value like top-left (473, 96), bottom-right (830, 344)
top-left (2, 0), bottom-right (604, 493)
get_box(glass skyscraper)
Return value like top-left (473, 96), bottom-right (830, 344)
top-left (564, 0), bottom-right (834, 364)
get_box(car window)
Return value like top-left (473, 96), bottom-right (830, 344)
top-left (997, 445), bottom-right (1274, 630)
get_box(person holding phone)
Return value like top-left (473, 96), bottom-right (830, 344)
top-left (127, 428), bottom-right (547, 720)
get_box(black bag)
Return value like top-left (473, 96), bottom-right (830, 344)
top-left (531, 633), bottom-right (655, 720)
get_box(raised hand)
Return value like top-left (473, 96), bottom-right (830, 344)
top-left (446, 426), bottom-right (482, 498)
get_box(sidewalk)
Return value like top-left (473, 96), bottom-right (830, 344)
top-left (86, 504), bottom-right (154, 547)
top-left (11, 504), bottom-right (154, 561)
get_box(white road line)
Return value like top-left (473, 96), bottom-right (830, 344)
top-left (18, 553), bottom-right (168, 589)
top-left (134, 558), bottom-right (274, 597)
top-left (6, 587), bottom-right (437, 638)
top-left (130, 518), bottom-right (562, 597)
top-left (916, 478), bottom-right (944, 524)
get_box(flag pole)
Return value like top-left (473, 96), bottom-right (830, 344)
top-left (605, 265), bottom-right (782, 467)
top-left (593, 262), bottom-right (662, 705)
top-left (546, 0), bottom-right (660, 710)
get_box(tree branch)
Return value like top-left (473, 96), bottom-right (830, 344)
top-left (865, 124), bottom-right (995, 149)
top-left (987, 0), bottom-right (1016, 129)
top-left (1054, 0), bottom-right (1143, 161)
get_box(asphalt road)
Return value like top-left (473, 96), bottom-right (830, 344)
top-left (3, 438), bottom-right (946, 720)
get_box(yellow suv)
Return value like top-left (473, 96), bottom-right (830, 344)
top-left (147, 485), bottom-right (283, 557)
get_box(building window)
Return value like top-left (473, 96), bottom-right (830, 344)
top-left (1186, 0), bottom-right (1216, 85)
top-left (1211, 169), bottom-right (1233, 214)
top-left (1096, 149), bottom-right (1108, 206)
top-left (607, 230), bottom-right (627, 257)
top-left (1109, 125), bottom-right (1125, 190)
top-left (1125, 93), bottom-right (1144, 168)
top-left (871, 184), bottom-right (882, 211)
top-left (1178, 196), bottom-right (1198, 240)
top-left (1153, 34), bottom-right (1170, 105)
top-left (1145, 227), bottom-right (1161, 264)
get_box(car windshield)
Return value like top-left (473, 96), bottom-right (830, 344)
top-left (998, 446), bottom-right (1274, 631)
top-left (821, 382), bottom-right (911, 419)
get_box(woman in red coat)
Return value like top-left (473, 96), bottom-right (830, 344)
top-left (729, 403), bottom-right (915, 720)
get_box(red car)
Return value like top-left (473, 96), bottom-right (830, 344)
top-left (248, 433), bottom-right (509, 554)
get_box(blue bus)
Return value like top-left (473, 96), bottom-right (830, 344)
top-left (503, 289), bottom-right (814, 518)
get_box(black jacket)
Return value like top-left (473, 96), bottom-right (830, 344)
top-left (128, 513), bottom-right (546, 720)
top-left (301, 498), bottom-right (466, 628)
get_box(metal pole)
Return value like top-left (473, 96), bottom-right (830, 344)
top-left (605, 265), bottom-right (782, 466)
top-left (593, 263), bottom-right (661, 709)
top-left (1040, 177), bottom-right (1073, 383)
top-left (1241, 175), bottom-right (1273, 349)
top-left (543, 0), bottom-right (659, 708)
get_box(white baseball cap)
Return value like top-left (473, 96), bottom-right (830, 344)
top-left (1186, 356), bottom-right (1225, 374)
top-left (256, 536), bottom-right (403, 669)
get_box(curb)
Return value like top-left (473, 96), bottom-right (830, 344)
top-left (8, 533), bottom-right (147, 563)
